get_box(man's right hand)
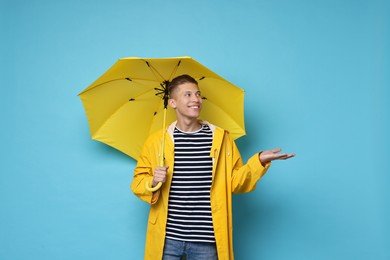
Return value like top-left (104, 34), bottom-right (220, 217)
top-left (152, 166), bottom-right (169, 187)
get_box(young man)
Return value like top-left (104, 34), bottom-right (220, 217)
top-left (131, 75), bottom-right (295, 260)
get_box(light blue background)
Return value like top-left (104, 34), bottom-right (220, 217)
top-left (1, 0), bottom-right (389, 259)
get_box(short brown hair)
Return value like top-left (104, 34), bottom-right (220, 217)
top-left (168, 74), bottom-right (198, 97)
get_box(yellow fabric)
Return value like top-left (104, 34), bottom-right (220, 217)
top-left (79, 57), bottom-right (245, 160)
top-left (131, 121), bottom-right (270, 259)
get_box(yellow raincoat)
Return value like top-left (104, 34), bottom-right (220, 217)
top-left (131, 121), bottom-right (270, 259)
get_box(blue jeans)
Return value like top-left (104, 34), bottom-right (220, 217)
top-left (162, 238), bottom-right (218, 260)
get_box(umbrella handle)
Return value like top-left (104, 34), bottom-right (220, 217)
top-left (145, 181), bottom-right (163, 192)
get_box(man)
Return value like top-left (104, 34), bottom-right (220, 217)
top-left (131, 74), bottom-right (295, 259)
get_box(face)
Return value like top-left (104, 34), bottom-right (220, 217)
top-left (168, 82), bottom-right (203, 121)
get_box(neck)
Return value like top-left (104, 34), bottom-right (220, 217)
top-left (176, 119), bottom-right (201, 132)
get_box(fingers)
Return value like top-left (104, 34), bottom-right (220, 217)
top-left (270, 149), bottom-right (295, 157)
top-left (275, 153), bottom-right (288, 160)
top-left (153, 166), bottom-right (168, 185)
top-left (286, 154), bottom-right (296, 159)
top-left (277, 153), bottom-right (296, 160)
top-left (154, 167), bottom-right (168, 178)
top-left (272, 148), bottom-right (282, 153)
top-left (155, 166), bottom-right (169, 171)
top-left (268, 148), bottom-right (296, 160)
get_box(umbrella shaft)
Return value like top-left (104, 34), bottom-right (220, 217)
top-left (159, 108), bottom-right (167, 166)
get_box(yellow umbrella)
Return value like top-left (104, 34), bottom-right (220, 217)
top-left (79, 56), bottom-right (245, 191)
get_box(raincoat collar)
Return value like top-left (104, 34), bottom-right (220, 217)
top-left (166, 120), bottom-right (218, 138)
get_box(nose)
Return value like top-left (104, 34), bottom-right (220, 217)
top-left (191, 94), bottom-right (201, 103)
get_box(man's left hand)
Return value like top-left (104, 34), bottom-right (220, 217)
top-left (259, 148), bottom-right (295, 165)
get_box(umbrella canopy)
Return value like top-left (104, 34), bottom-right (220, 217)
top-left (79, 56), bottom-right (245, 161)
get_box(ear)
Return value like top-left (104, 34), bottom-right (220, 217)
top-left (168, 98), bottom-right (176, 109)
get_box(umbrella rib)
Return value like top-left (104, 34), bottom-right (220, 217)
top-left (143, 60), bottom-right (165, 83)
top-left (80, 78), bottom-right (166, 96)
top-left (168, 60), bottom-right (181, 81)
top-left (80, 59), bottom-right (185, 96)
top-left (143, 59), bottom-right (183, 83)
top-left (78, 78), bottom-right (123, 95)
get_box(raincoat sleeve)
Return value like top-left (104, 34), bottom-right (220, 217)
top-left (131, 134), bottom-right (159, 204)
top-left (229, 134), bottom-right (271, 193)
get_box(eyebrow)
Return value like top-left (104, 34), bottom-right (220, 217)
top-left (184, 90), bottom-right (201, 94)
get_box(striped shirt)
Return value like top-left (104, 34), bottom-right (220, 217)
top-left (165, 124), bottom-right (215, 243)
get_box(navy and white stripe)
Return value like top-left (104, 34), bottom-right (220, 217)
top-left (166, 124), bottom-right (215, 243)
